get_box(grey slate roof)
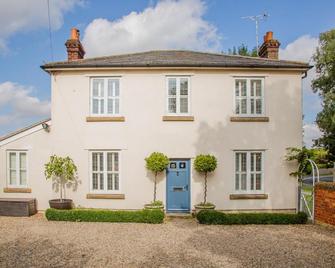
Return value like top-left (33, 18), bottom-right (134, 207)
top-left (0, 118), bottom-right (51, 143)
top-left (41, 50), bottom-right (311, 70)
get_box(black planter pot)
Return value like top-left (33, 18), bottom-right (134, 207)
top-left (49, 199), bottom-right (73, 210)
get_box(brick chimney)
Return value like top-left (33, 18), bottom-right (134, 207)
top-left (65, 28), bottom-right (85, 61)
top-left (258, 31), bottom-right (280, 60)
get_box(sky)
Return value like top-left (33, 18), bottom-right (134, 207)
top-left (0, 0), bottom-right (334, 147)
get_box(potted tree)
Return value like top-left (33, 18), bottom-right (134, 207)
top-left (144, 152), bottom-right (169, 209)
top-left (194, 154), bottom-right (217, 212)
top-left (45, 155), bottom-right (78, 209)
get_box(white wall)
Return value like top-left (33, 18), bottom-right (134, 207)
top-left (0, 68), bottom-right (302, 211)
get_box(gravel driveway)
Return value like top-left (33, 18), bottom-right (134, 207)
top-left (1, 214), bottom-right (335, 268)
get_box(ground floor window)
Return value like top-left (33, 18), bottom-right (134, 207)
top-left (235, 151), bottom-right (263, 192)
top-left (7, 151), bottom-right (27, 187)
top-left (90, 151), bottom-right (120, 192)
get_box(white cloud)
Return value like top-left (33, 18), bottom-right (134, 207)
top-left (0, 0), bottom-right (83, 53)
top-left (82, 0), bottom-right (221, 57)
top-left (279, 35), bottom-right (318, 63)
top-left (0, 82), bottom-right (50, 135)
top-left (303, 123), bottom-right (322, 148)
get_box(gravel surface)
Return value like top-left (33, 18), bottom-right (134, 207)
top-left (0, 214), bottom-right (335, 268)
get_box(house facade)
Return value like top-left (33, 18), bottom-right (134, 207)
top-left (0, 29), bottom-right (310, 212)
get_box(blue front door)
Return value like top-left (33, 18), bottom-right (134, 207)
top-left (166, 159), bottom-right (190, 212)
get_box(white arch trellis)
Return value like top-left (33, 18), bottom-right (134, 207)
top-left (298, 159), bottom-right (319, 222)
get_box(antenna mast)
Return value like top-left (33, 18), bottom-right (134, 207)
top-left (242, 12), bottom-right (269, 54)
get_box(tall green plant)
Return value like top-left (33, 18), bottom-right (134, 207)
top-left (285, 147), bottom-right (328, 177)
top-left (312, 29), bottom-right (335, 160)
top-left (145, 152), bottom-right (169, 202)
top-left (45, 155), bottom-right (78, 201)
top-left (194, 154), bottom-right (217, 204)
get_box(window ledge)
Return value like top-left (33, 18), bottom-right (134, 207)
top-left (86, 116), bottom-right (125, 122)
top-left (230, 194), bottom-right (268, 200)
top-left (162, 116), bottom-right (194, 121)
top-left (230, 116), bottom-right (269, 122)
top-left (4, 187), bottom-right (32, 193)
top-left (86, 193), bottom-right (125, 199)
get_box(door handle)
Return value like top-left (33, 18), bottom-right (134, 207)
top-left (184, 185), bottom-right (188, 191)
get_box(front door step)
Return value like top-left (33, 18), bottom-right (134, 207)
top-left (166, 212), bottom-right (193, 219)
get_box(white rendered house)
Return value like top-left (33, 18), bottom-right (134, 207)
top-left (0, 29), bottom-right (310, 212)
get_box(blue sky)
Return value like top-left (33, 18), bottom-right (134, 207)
top-left (0, 0), bottom-right (334, 146)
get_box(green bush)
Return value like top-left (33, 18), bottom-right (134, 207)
top-left (45, 208), bottom-right (164, 224)
top-left (194, 154), bottom-right (217, 173)
top-left (196, 210), bottom-right (308, 225)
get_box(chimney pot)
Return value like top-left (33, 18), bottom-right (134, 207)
top-left (265, 31), bottom-right (273, 42)
top-left (258, 31), bottom-right (280, 60)
top-left (70, 28), bottom-right (79, 40)
top-left (65, 28), bottom-right (85, 61)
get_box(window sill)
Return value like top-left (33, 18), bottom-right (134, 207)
top-left (86, 116), bottom-right (125, 122)
top-left (86, 193), bottom-right (125, 199)
top-left (230, 116), bottom-right (269, 122)
top-left (229, 194), bottom-right (268, 200)
top-left (3, 187), bottom-right (32, 193)
top-left (162, 115), bottom-right (194, 121)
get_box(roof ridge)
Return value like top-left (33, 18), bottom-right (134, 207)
top-left (42, 49), bottom-right (310, 66)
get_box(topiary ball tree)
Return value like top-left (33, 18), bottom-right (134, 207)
top-left (194, 154), bottom-right (217, 204)
top-left (145, 152), bottom-right (169, 202)
top-left (45, 155), bottom-right (78, 202)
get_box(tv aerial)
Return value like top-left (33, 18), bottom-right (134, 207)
top-left (242, 12), bottom-right (269, 54)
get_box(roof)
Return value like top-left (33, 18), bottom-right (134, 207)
top-left (0, 118), bottom-right (51, 143)
top-left (41, 50), bottom-right (311, 70)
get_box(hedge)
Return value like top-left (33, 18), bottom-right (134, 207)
top-left (45, 208), bottom-right (164, 224)
top-left (196, 210), bottom-right (308, 225)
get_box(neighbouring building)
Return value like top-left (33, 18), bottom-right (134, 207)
top-left (0, 29), bottom-right (311, 212)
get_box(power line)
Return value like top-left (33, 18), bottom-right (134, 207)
top-left (47, 0), bottom-right (54, 61)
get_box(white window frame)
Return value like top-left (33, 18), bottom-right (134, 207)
top-left (166, 76), bottom-right (191, 115)
top-left (90, 77), bottom-right (121, 116)
top-left (6, 150), bottom-right (28, 188)
top-left (233, 78), bottom-right (265, 116)
top-left (234, 150), bottom-right (264, 194)
top-left (89, 150), bottom-right (121, 193)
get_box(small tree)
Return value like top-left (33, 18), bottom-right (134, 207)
top-left (45, 155), bottom-right (78, 201)
top-left (286, 147), bottom-right (329, 177)
top-left (145, 152), bottom-right (169, 203)
top-left (194, 154), bottom-right (217, 204)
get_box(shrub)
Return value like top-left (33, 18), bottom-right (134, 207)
top-left (45, 155), bottom-right (78, 201)
top-left (148, 200), bottom-right (164, 206)
top-left (194, 154), bottom-right (217, 204)
top-left (196, 210), bottom-right (308, 225)
top-left (45, 208), bottom-right (164, 224)
top-left (145, 152), bottom-right (169, 202)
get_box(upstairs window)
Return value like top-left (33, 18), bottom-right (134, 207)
top-left (7, 151), bottom-right (27, 187)
top-left (235, 78), bottom-right (264, 116)
top-left (167, 77), bottom-right (190, 114)
top-left (91, 78), bottom-right (120, 115)
top-left (235, 151), bottom-right (264, 193)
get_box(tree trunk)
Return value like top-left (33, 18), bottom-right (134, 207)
top-left (204, 172), bottom-right (208, 204)
top-left (60, 181), bottom-right (63, 202)
top-left (153, 172), bottom-right (157, 202)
